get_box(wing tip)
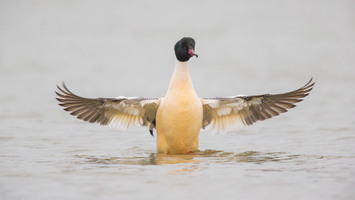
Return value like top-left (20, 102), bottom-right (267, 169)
top-left (305, 77), bottom-right (315, 90)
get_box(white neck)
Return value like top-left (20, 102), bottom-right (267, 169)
top-left (166, 59), bottom-right (195, 95)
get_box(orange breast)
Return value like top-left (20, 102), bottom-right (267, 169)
top-left (156, 94), bottom-right (203, 154)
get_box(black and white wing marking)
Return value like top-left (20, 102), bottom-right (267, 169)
top-left (56, 83), bottom-right (160, 136)
top-left (202, 79), bottom-right (315, 132)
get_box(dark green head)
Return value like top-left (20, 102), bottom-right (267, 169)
top-left (174, 37), bottom-right (198, 62)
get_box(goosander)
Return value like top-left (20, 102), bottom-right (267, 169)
top-left (56, 37), bottom-right (314, 154)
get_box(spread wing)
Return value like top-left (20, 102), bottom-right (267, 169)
top-left (56, 83), bottom-right (160, 136)
top-left (202, 78), bottom-right (315, 133)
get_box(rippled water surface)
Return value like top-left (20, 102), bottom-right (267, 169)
top-left (1, 1), bottom-right (355, 200)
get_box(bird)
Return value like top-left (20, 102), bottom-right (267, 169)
top-left (56, 37), bottom-right (315, 154)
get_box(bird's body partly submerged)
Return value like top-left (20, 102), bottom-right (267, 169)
top-left (56, 37), bottom-right (315, 154)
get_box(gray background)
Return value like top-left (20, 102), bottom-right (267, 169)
top-left (1, 1), bottom-right (354, 200)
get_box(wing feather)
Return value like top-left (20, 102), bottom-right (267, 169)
top-left (56, 83), bottom-right (160, 135)
top-left (202, 78), bottom-right (315, 132)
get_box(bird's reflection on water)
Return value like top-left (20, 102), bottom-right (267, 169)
top-left (73, 150), bottom-right (303, 167)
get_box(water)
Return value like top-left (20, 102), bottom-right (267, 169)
top-left (1, 1), bottom-right (355, 199)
